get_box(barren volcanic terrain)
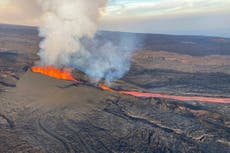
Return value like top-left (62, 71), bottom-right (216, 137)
top-left (1, 24), bottom-right (230, 153)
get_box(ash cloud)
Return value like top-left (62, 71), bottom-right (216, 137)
top-left (37, 0), bottom-right (137, 84)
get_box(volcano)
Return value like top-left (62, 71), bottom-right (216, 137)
top-left (1, 24), bottom-right (230, 153)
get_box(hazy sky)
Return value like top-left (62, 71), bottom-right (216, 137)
top-left (0, 0), bottom-right (230, 37)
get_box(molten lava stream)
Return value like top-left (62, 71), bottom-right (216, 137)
top-left (120, 91), bottom-right (230, 104)
top-left (31, 67), bottom-right (230, 104)
top-left (98, 84), bottom-right (116, 92)
top-left (98, 85), bottom-right (230, 104)
top-left (31, 66), bottom-right (80, 82)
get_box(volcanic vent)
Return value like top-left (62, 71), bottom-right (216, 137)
top-left (31, 66), bottom-right (230, 104)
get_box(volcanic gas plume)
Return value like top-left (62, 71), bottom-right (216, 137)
top-left (36, 0), bottom-right (134, 84)
top-left (28, 0), bottom-right (230, 104)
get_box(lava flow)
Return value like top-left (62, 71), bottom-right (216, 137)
top-left (31, 66), bottom-right (80, 82)
top-left (98, 84), bottom-right (116, 92)
top-left (120, 91), bottom-right (230, 104)
top-left (31, 66), bottom-right (230, 104)
top-left (99, 85), bottom-right (230, 104)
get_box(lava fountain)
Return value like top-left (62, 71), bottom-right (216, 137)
top-left (31, 66), bottom-right (80, 82)
top-left (31, 66), bottom-right (230, 104)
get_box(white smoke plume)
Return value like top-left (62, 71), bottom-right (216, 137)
top-left (38, 0), bottom-right (107, 65)
top-left (37, 0), bottom-right (136, 84)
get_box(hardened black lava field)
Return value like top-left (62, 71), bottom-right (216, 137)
top-left (1, 24), bottom-right (230, 153)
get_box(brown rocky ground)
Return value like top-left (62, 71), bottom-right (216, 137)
top-left (0, 24), bottom-right (230, 153)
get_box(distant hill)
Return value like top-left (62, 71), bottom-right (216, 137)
top-left (98, 31), bottom-right (230, 56)
top-left (1, 24), bottom-right (230, 56)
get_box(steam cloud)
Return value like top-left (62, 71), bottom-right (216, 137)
top-left (38, 0), bottom-right (136, 84)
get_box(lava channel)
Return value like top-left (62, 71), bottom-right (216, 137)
top-left (31, 66), bottom-right (230, 104)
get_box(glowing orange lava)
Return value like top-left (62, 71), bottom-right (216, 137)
top-left (98, 84), bottom-right (116, 92)
top-left (31, 66), bottom-right (80, 82)
top-left (31, 67), bottom-right (230, 104)
top-left (97, 84), bottom-right (230, 104)
top-left (119, 91), bottom-right (230, 104)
